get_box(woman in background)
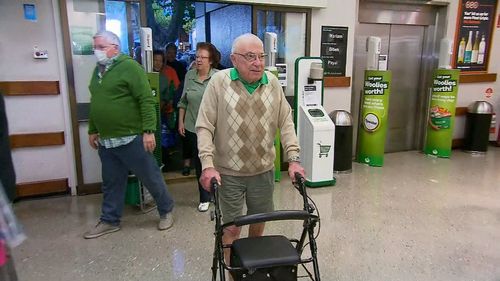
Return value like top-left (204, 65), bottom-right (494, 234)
top-left (177, 42), bottom-right (219, 212)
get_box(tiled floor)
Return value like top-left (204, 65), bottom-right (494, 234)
top-left (11, 148), bottom-right (500, 281)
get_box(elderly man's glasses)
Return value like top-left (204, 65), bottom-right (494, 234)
top-left (233, 52), bottom-right (267, 62)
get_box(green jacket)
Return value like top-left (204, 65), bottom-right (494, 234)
top-left (88, 54), bottom-right (156, 138)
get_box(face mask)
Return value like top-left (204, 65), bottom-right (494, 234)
top-left (94, 50), bottom-right (112, 65)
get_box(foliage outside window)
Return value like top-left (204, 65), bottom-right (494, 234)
top-left (146, 0), bottom-right (195, 49)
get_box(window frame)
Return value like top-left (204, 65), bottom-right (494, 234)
top-left (252, 5), bottom-right (311, 56)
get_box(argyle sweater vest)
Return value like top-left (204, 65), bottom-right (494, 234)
top-left (196, 69), bottom-right (300, 176)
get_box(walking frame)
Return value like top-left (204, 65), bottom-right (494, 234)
top-left (209, 173), bottom-right (321, 281)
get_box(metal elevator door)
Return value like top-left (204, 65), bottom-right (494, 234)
top-left (352, 23), bottom-right (426, 153)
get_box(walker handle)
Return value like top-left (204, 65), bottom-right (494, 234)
top-left (294, 172), bottom-right (306, 196)
top-left (210, 177), bottom-right (218, 195)
top-left (294, 172), bottom-right (305, 184)
top-left (294, 172), bottom-right (315, 213)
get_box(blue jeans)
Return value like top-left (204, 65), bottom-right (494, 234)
top-left (98, 137), bottom-right (174, 225)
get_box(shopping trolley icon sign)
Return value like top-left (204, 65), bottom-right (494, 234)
top-left (317, 142), bottom-right (331, 158)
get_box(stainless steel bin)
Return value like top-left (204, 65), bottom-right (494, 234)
top-left (329, 110), bottom-right (353, 173)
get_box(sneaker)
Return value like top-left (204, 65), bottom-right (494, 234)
top-left (158, 213), bottom-right (174, 231)
top-left (182, 166), bottom-right (191, 176)
top-left (83, 221), bottom-right (120, 239)
top-left (198, 202), bottom-right (210, 212)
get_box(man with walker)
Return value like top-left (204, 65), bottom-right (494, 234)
top-left (196, 33), bottom-right (305, 263)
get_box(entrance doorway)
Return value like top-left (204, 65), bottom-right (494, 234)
top-left (61, 0), bottom-right (311, 193)
top-left (61, 0), bottom-right (145, 194)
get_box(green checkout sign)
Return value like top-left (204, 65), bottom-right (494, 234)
top-left (424, 69), bottom-right (459, 158)
top-left (356, 70), bottom-right (392, 167)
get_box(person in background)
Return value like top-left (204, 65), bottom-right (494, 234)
top-left (213, 48), bottom-right (227, 70)
top-left (165, 42), bottom-right (187, 82)
top-left (165, 42), bottom-right (190, 175)
top-left (177, 42), bottom-right (219, 212)
top-left (153, 50), bottom-right (180, 168)
top-left (196, 33), bottom-right (305, 262)
top-left (84, 31), bottom-right (175, 239)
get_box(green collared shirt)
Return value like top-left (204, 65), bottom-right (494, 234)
top-left (96, 55), bottom-right (119, 82)
top-left (98, 135), bottom-right (137, 149)
top-left (177, 68), bottom-right (218, 133)
top-left (229, 68), bottom-right (268, 94)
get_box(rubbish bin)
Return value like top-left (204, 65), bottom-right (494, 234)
top-left (329, 110), bottom-right (353, 173)
top-left (464, 101), bottom-right (494, 153)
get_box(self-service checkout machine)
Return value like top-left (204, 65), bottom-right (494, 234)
top-left (294, 58), bottom-right (336, 187)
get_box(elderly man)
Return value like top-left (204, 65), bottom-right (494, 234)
top-left (196, 33), bottom-right (305, 259)
top-left (84, 31), bottom-right (174, 239)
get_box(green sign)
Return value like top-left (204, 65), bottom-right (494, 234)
top-left (424, 69), bottom-right (459, 158)
top-left (356, 70), bottom-right (392, 167)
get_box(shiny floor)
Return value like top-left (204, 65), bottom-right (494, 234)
top-left (11, 148), bottom-right (500, 281)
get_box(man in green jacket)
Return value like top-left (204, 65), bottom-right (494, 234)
top-left (84, 31), bottom-right (174, 239)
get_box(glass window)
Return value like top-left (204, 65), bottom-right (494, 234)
top-left (254, 7), bottom-right (310, 96)
top-left (105, 0), bottom-right (142, 56)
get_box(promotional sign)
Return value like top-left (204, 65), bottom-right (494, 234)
top-left (424, 69), bottom-right (460, 157)
top-left (320, 26), bottom-right (348, 77)
top-left (454, 0), bottom-right (497, 71)
top-left (356, 70), bottom-right (392, 167)
top-left (275, 63), bottom-right (287, 87)
top-left (302, 84), bottom-right (322, 106)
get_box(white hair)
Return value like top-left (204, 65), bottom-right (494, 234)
top-left (93, 30), bottom-right (121, 47)
top-left (231, 33), bottom-right (263, 53)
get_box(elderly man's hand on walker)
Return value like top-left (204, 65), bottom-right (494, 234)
top-left (200, 167), bottom-right (221, 191)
